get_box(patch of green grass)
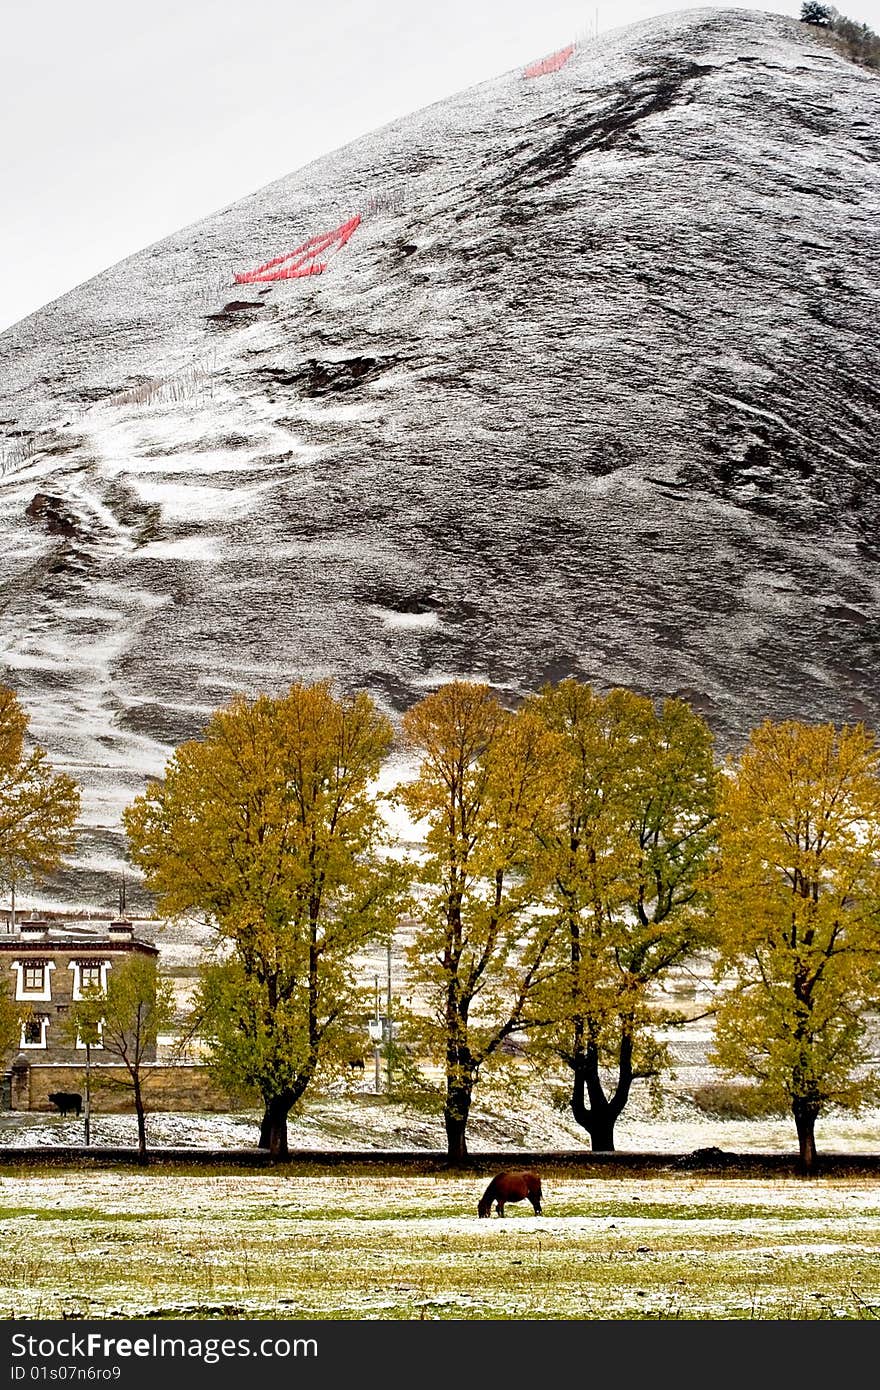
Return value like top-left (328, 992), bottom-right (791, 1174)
top-left (544, 1200), bottom-right (880, 1222)
top-left (0, 1207), bottom-right (155, 1223)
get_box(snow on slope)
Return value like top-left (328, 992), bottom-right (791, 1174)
top-left (0, 7), bottom-right (879, 907)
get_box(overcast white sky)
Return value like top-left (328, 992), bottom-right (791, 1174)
top-left (2, 0), bottom-right (876, 333)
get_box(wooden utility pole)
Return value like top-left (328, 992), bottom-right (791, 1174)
top-left (84, 1039), bottom-right (91, 1146)
top-left (373, 974), bottom-right (381, 1094)
top-left (386, 943), bottom-right (393, 1094)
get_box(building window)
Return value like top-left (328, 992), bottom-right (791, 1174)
top-left (20, 1015), bottom-right (48, 1049)
top-left (76, 1021), bottom-right (103, 1050)
top-left (69, 959), bottom-right (110, 1001)
top-left (80, 965), bottom-right (102, 993)
top-left (11, 959), bottom-right (55, 1002)
top-left (23, 964), bottom-right (44, 992)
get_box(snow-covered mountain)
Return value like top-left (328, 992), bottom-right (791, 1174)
top-left (1, 7), bottom-right (878, 906)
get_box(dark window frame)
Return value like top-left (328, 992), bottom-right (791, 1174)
top-left (78, 964), bottom-right (103, 993)
top-left (22, 963), bottom-right (45, 992)
top-left (22, 1015), bottom-right (46, 1045)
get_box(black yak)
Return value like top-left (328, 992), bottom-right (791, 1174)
top-left (47, 1091), bottom-right (82, 1117)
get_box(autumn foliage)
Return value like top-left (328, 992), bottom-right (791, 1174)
top-left (709, 720), bottom-right (880, 1173)
top-left (396, 681), bottom-right (561, 1160)
top-left (118, 677), bottom-right (880, 1168)
top-left (0, 685), bottom-right (80, 906)
top-left (124, 681), bottom-right (403, 1156)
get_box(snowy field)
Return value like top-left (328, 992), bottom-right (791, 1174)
top-left (6, 1041), bottom-right (880, 1322)
top-left (2, 1169), bottom-right (880, 1319)
top-left (5, 1086), bottom-right (880, 1158)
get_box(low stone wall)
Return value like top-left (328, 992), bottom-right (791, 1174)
top-left (9, 1061), bottom-right (247, 1113)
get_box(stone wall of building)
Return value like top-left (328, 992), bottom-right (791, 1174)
top-left (9, 1061), bottom-right (249, 1113)
top-left (1, 925), bottom-right (159, 1064)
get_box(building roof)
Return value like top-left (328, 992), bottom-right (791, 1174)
top-left (0, 921), bottom-right (158, 955)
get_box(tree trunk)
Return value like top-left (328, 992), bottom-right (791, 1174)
top-left (133, 1076), bottom-right (148, 1166)
top-left (258, 1104), bottom-right (271, 1150)
top-left (259, 1094), bottom-right (293, 1157)
top-left (574, 1089), bottom-right (617, 1151)
top-left (569, 1030), bottom-right (634, 1153)
top-left (444, 1083), bottom-right (473, 1162)
top-left (793, 1097), bottom-right (820, 1176)
top-left (570, 1064), bottom-right (617, 1151)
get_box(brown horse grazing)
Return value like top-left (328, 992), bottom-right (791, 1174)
top-left (477, 1170), bottom-right (543, 1217)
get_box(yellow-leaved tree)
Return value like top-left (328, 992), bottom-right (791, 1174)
top-left (67, 955), bottom-right (175, 1164)
top-left (710, 719), bottom-right (880, 1174)
top-left (526, 682), bottom-right (719, 1151)
top-left (0, 982), bottom-right (20, 1066)
top-left (0, 685), bottom-right (81, 915)
top-left (124, 681), bottom-right (404, 1156)
top-left (396, 681), bottom-right (561, 1161)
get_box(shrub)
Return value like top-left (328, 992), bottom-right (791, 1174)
top-left (829, 10), bottom-right (880, 69)
top-left (688, 1083), bottom-right (788, 1120)
top-left (802, 5), bottom-right (880, 70)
